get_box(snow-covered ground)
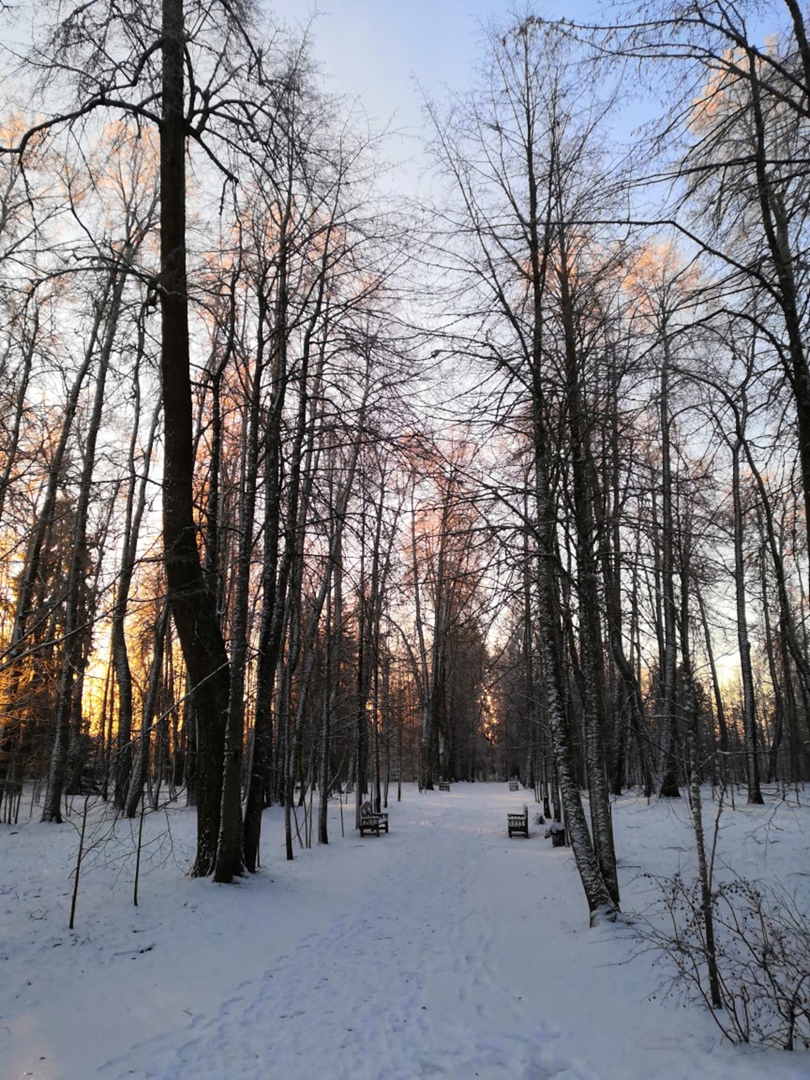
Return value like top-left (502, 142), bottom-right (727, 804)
top-left (1, 781), bottom-right (809, 1080)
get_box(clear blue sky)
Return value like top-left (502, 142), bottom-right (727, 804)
top-left (268, 1), bottom-right (602, 132)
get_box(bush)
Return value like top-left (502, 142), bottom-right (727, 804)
top-left (638, 873), bottom-right (810, 1050)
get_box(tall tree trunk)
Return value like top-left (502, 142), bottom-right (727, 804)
top-left (658, 328), bottom-right (681, 798)
top-left (557, 224), bottom-right (620, 907)
top-left (160, 0), bottom-right (231, 878)
top-left (410, 492), bottom-right (433, 790)
top-left (214, 265), bottom-right (260, 883)
top-left (113, 384), bottom-right (161, 811)
top-left (694, 581), bottom-right (730, 778)
top-left (731, 440), bottom-right (763, 804)
top-left (242, 287), bottom-right (286, 871)
top-left (125, 604), bottom-right (170, 817)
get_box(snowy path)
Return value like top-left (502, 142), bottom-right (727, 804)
top-left (6, 783), bottom-right (808, 1080)
top-left (100, 789), bottom-right (578, 1080)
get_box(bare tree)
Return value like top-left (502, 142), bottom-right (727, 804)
top-left (428, 18), bottom-right (621, 922)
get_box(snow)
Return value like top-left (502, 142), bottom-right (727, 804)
top-left (2, 783), bottom-right (809, 1080)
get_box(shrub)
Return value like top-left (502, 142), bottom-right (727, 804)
top-left (638, 873), bottom-right (810, 1050)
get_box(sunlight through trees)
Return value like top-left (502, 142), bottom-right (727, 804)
top-left (0, 0), bottom-right (808, 921)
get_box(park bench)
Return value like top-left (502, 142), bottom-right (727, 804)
top-left (508, 780), bottom-right (519, 791)
top-left (507, 804), bottom-right (529, 838)
top-left (359, 803), bottom-right (389, 836)
top-left (438, 781), bottom-right (451, 791)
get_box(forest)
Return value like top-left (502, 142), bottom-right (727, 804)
top-left (0, 0), bottom-right (808, 927)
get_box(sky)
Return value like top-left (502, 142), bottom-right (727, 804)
top-left (267, 0), bottom-right (604, 136)
top-left (3, 781), bottom-right (809, 1079)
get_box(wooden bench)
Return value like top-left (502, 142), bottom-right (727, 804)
top-left (508, 780), bottom-right (519, 791)
top-left (507, 805), bottom-right (529, 838)
top-left (438, 781), bottom-right (450, 791)
top-left (359, 805), bottom-right (389, 836)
